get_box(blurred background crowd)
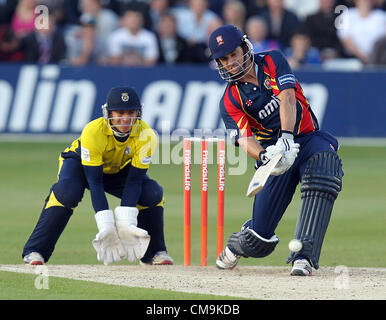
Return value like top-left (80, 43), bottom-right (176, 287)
top-left (0, 0), bottom-right (385, 69)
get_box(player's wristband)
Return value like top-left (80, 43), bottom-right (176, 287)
top-left (280, 130), bottom-right (294, 140)
top-left (259, 150), bottom-right (269, 164)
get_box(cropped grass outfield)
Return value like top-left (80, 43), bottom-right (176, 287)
top-left (0, 141), bottom-right (385, 299)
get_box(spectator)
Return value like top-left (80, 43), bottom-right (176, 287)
top-left (242, 0), bottom-right (267, 19)
top-left (0, 0), bottom-right (18, 25)
top-left (284, 0), bottom-right (320, 20)
top-left (304, 0), bottom-right (345, 61)
top-left (149, 0), bottom-right (171, 31)
top-left (284, 28), bottom-right (321, 69)
top-left (0, 26), bottom-right (24, 62)
top-left (337, 0), bottom-right (386, 64)
top-left (22, 14), bottom-right (67, 64)
top-left (260, 0), bottom-right (300, 48)
top-left (155, 12), bottom-right (189, 64)
top-left (11, 0), bottom-right (39, 38)
top-left (61, 0), bottom-right (82, 26)
top-left (245, 15), bottom-right (280, 52)
top-left (172, 0), bottom-right (219, 44)
top-left (107, 7), bottom-right (159, 66)
top-left (65, 0), bottom-right (119, 65)
top-left (172, 0), bottom-right (220, 62)
top-left (222, 0), bottom-right (246, 32)
top-left (369, 35), bottom-right (386, 65)
top-left (107, 0), bottom-right (153, 30)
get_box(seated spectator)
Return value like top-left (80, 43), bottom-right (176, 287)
top-left (245, 15), bottom-right (280, 53)
top-left (0, 0), bottom-right (18, 25)
top-left (260, 0), bottom-right (300, 48)
top-left (172, 0), bottom-right (220, 62)
top-left (22, 14), bottom-right (67, 64)
top-left (156, 12), bottom-right (190, 64)
top-left (304, 0), bottom-right (345, 61)
top-left (369, 35), bottom-right (386, 65)
top-left (284, 0), bottom-right (320, 20)
top-left (172, 0), bottom-right (219, 44)
top-left (150, 0), bottom-right (171, 31)
top-left (222, 0), bottom-right (246, 32)
top-left (0, 26), bottom-right (24, 62)
top-left (65, 0), bottom-right (119, 65)
top-left (10, 0), bottom-right (38, 38)
top-left (284, 28), bottom-right (321, 69)
top-left (107, 0), bottom-right (153, 30)
top-left (337, 0), bottom-right (386, 64)
top-left (107, 7), bottom-right (159, 66)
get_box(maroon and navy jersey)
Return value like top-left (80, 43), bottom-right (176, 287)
top-left (219, 50), bottom-right (319, 146)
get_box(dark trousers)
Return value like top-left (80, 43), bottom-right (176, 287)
top-left (23, 158), bottom-right (166, 262)
top-left (250, 130), bottom-right (340, 238)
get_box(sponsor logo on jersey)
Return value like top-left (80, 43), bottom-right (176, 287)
top-left (81, 146), bottom-right (90, 162)
top-left (141, 155), bottom-right (152, 165)
top-left (278, 74), bottom-right (295, 86)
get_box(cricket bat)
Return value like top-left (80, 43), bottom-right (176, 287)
top-left (246, 153), bottom-right (282, 197)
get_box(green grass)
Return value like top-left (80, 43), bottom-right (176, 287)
top-left (0, 270), bottom-right (235, 300)
top-left (0, 141), bottom-right (385, 299)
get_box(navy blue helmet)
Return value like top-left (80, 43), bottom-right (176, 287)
top-left (208, 25), bottom-right (254, 82)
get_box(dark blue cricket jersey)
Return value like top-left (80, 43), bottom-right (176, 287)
top-left (219, 50), bottom-right (319, 147)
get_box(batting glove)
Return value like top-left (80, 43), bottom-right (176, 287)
top-left (271, 131), bottom-right (300, 175)
top-left (114, 206), bottom-right (150, 262)
top-left (92, 210), bottom-right (125, 265)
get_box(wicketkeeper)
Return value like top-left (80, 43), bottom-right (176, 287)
top-left (209, 25), bottom-right (343, 275)
top-left (23, 86), bottom-right (174, 266)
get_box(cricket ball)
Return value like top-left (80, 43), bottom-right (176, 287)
top-left (288, 239), bottom-right (302, 252)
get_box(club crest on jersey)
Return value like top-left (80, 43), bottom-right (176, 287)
top-left (264, 77), bottom-right (272, 90)
top-left (121, 92), bottom-right (129, 102)
top-left (246, 99), bottom-right (252, 107)
top-left (216, 35), bottom-right (224, 45)
top-left (125, 147), bottom-right (131, 155)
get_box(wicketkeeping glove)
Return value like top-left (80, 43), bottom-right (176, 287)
top-left (114, 206), bottom-right (150, 262)
top-left (92, 210), bottom-right (125, 265)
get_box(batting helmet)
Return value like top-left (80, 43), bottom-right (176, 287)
top-left (208, 25), bottom-right (254, 82)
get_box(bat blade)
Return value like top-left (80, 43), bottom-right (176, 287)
top-left (246, 153), bottom-right (282, 197)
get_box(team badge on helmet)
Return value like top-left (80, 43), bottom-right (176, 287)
top-left (121, 92), bottom-right (129, 102)
top-left (208, 25), bottom-right (254, 82)
top-left (216, 35), bottom-right (224, 45)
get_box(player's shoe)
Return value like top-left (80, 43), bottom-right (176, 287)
top-left (140, 251), bottom-right (174, 265)
top-left (216, 246), bottom-right (240, 270)
top-left (290, 258), bottom-right (312, 276)
top-left (23, 252), bottom-right (44, 265)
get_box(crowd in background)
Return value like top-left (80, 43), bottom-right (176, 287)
top-left (0, 0), bottom-right (385, 69)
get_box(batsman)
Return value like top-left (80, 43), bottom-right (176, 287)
top-left (209, 25), bottom-right (343, 276)
top-left (22, 86), bottom-right (174, 266)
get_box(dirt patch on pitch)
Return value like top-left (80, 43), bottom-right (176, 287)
top-left (1, 264), bottom-right (385, 300)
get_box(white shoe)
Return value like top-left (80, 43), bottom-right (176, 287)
top-left (23, 252), bottom-right (44, 265)
top-left (290, 258), bottom-right (312, 276)
top-left (216, 246), bottom-right (240, 270)
top-left (140, 251), bottom-right (174, 265)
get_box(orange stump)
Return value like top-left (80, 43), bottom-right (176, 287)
top-left (183, 139), bottom-right (191, 266)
